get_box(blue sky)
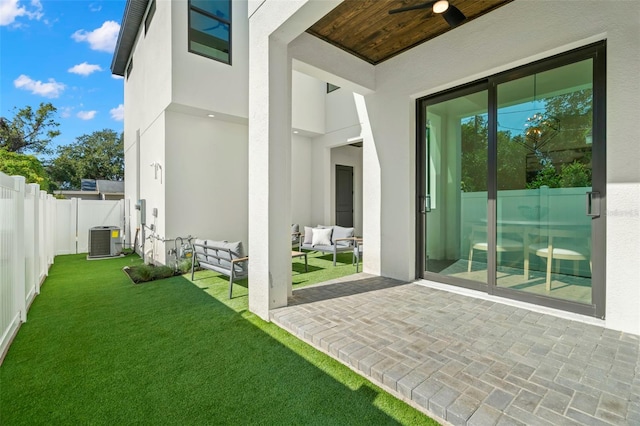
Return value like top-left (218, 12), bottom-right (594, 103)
top-left (1, 0), bottom-right (126, 157)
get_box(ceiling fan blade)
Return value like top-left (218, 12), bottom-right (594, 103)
top-left (389, 1), bottom-right (436, 15)
top-left (442, 4), bottom-right (465, 27)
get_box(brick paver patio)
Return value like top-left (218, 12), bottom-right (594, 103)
top-left (271, 274), bottom-right (640, 425)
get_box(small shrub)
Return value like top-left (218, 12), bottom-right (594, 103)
top-left (125, 264), bottom-right (177, 283)
top-left (127, 264), bottom-right (154, 283)
top-left (177, 259), bottom-right (193, 274)
top-left (151, 265), bottom-right (175, 280)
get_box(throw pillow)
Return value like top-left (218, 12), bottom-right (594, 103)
top-left (333, 225), bottom-right (354, 239)
top-left (311, 227), bottom-right (332, 247)
top-left (303, 226), bottom-right (314, 245)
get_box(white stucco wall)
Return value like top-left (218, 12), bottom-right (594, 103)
top-left (292, 71), bottom-right (325, 134)
top-left (247, 0), bottom-right (342, 319)
top-left (291, 134), bottom-right (312, 228)
top-left (138, 113), bottom-right (166, 264)
top-left (122, 0), bottom-right (172, 250)
top-left (325, 86), bottom-right (360, 135)
top-left (171, 0), bottom-right (249, 118)
top-left (165, 110), bottom-right (249, 250)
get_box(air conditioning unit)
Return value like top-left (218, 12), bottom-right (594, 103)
top-left (88, 226), bottom-right (121, 258)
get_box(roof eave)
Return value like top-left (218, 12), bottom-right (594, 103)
top-left (111, 0), bottom-right (149, 76)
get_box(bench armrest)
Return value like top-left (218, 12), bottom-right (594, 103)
top-left (232, 256), bottom-right (249, 264)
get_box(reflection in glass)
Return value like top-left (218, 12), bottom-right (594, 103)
top-left (424, 90), bottom-right (488, 285)
top-left (189, 1), bottom-right (231, 63)
top-left (495, 60), bottom-right (593, 304)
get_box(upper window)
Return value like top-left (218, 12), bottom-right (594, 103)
top-left (126, 58), bottom-right (133, 80)
top-left (327, 83), bottom-right (340, 93)
top-left (188, 0), bottom-right (231, 64)
top-left (144, 0), bottom-right (156, 35)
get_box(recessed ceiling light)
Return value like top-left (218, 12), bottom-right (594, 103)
top-left (293, 130), bottom-right (299, 134)
top-left (207, 114), bottom-right (215, 118)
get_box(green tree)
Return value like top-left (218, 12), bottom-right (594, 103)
top-left (460, 115), bottom-right (528, 191)
top-left (0, 103), bottom-right (60, 155)
top-left (460, 115), bottom-right (488, 192)
top-left (48, 129), bottom-right (124, 189)
top-left (0, 148), bottom-right (51, 191)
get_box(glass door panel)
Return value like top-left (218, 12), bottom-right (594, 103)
top-left (495, 60), bottom-right (593, 304)
top-left (423, 90), bottom-right (488, 285)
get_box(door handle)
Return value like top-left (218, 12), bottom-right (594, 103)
top-left (419, 195), bottom-right (432, 213)
top-left (586, 191), bottom-right (600, 217)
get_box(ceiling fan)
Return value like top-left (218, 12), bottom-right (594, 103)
top-left (389, 0), bottom-right (466, 28)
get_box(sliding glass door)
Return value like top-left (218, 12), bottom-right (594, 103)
top-left (495, 59), bottom-right (596, 305)
top-left (417, 42), bottom-right (606, 317)
top-left (418, 85), bottom-right (489, 289)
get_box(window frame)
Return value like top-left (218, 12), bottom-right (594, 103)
top-left (187, 0), bottom-right (232, 65)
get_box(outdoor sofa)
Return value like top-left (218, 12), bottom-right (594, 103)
top-left (299, 225), bottom-right (355, 266)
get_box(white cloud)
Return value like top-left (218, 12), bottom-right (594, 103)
top-left (68, 62), bottom-right (102, 76)
top-left (111, 74), bottom-right (124, 80)
top-left (0, 0), bottom-right (43, 26)
top-left (14, 74), bottom-right (65, 98)
top-left (59, 106), bottom-right (73, 118)
top-left (77, 110), bottom-right (97, 120)
top-left (110, 104), bottom-right (124, 121)
top-left (71, 20), bottom-right (120, 53)
top-left (89, 3), bottom-right (101, 12)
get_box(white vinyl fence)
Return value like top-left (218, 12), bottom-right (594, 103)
top-left (1, 174), bottom-right (55, 361)
top-left (0, 171), bottom-right (126, 362)
top-left (55, 199), bottom-right (127, 255)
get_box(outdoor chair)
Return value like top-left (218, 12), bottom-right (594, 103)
top-left (352, 240), bottom-right (363, 272)
top-left (468, 224), bottom-right (524, 272)
top-left (291, 224), bottom-right (300, 250)
top-left (524, 228), bottom-right (591, 291)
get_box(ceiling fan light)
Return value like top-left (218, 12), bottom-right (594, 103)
top-left (433, 0), bottom-right (449, 14)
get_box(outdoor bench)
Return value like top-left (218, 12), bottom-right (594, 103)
top-left (191, 239), bottom-right (248, 298)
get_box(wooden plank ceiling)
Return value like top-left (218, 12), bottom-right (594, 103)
top-left (307, 0), bottom-right (513, 65)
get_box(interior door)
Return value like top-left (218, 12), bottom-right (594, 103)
top-left (335, 165), bottom-right (354, 227)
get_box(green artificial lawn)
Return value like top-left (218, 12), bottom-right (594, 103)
top-left (0, 252), bottom-right (437, 425)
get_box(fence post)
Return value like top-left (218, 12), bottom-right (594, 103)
top-left (39, 190), bottom-right (48, 280)
top-left (29, 184), bottom-right (41, 295)
top-left (47, 194), bottom-right (55, 266)
top-left (71, 198), bottom-right (78, 254)
top-left (12, 176), bottom-right (27, 322)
